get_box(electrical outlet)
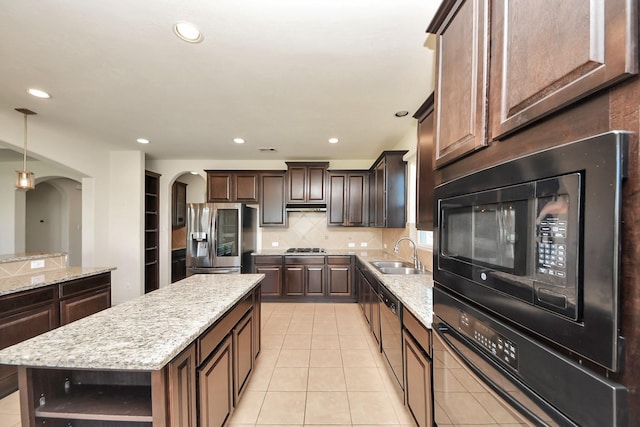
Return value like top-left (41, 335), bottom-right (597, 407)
top-left (348, 242), bottom-right (355, 248)
top-left (271, 242), bottom-right (279, 247)
top-left (360, 242), bottom-right (368, 247)
top-left (30, 260), bottom-right (45, 269)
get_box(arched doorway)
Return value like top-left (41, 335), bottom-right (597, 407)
top-left (25, 177), bottom-right (82, 266)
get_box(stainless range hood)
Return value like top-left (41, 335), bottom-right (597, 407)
top-left (285, 203), bottom-right (327, 212)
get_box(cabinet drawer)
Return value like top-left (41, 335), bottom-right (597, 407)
top-left (327, 256), bottom-right (351, 265)
top-left (59, 273), bottom-right (111, 298)
top-left (254, 256), bottom-right (283, 265)
top-left (403, 308), bottom-right (431, 357)
top-left (198, 293), bottom-right (252, 365)
top-left (285, 256), bottom-right (325, 265)
top-left (0, 286), bottom-right (56, 318)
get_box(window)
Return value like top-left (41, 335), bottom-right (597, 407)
top-left (417, 230), bottom-right (433, 249)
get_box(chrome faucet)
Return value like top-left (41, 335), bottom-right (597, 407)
top-left (393, 237), bottom-right (422, 270)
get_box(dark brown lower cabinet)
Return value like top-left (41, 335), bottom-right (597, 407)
top-left (0, 288), bottom-right (58, 399)
top-left (233, 312), bottom-right (254, 403)
top-left (327, 256), bottom-right (353, 297)
top-left (254, 256), bottom-right (283, 297)
top-left (403, 309), bottom-right (433, 427)
top-left (285, 257), bottom-right (325, 297)
top-left (199, 336), bottom-right (234, 427)
top-left (168, 343), bottom-right (197, 427)
top-left (59, 288), bottom-right (110, 325)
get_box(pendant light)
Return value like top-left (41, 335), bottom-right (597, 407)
top-left (14, 108), bottom-right (37, 190)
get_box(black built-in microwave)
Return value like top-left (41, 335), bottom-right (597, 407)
top-left (434, 132), bottom-right (628, 372)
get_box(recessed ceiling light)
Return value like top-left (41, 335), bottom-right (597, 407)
top-left (26, 88), bottom-right (51, 99)
top-left (137, 138), bottom-right (150, 144)
top-left (190, 171), bottom-right (199, 175)
top-left (328, 138), bottom-right (339, 144)
top-left (394, 111), bottom-right (409, 117)
top-left (174, 21), bottom-right (203, 43)
top-left (233, 138), bottom-right (245, 144)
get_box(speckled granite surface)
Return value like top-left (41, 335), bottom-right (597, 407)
top-left (0, 252), bottom-right (66, 263)
top-left (354, 251), bottom-right (433, 329)
top-left (0, 273), bottom-right (264, 371)
top-left (0, 266), bottom-right (115, 297)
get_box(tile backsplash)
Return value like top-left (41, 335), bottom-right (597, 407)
top-left (260, 212), bottom-right (383, 250)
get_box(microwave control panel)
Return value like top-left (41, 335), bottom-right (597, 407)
top-left (536, 194), bottom-right (569, 285)
top-left (459, 312), bottom-right (518, 370)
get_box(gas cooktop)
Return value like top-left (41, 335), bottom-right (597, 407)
top-left (285, 247), bottom-right (326, 253)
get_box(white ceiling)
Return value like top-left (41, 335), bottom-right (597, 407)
top-left (0, 0), bottom-right (440, 161)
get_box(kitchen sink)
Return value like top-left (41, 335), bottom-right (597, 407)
top-left (375, 266), bottom-right (425, 275)
top-left (370, 261), bottom-right (414, 269)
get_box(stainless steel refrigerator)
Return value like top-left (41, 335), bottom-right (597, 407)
top-left (186, 203), bottom-right (257, 274)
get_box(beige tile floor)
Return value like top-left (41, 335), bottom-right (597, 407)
top-left (0, 302), bottom-right (415, 427)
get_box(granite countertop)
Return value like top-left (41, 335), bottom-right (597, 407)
top-left (354, 250), bottom-right (434, 329)
top-left (0, 274), bottom-right (264, 371)
top-left (0, 252), bottom-right (66, 263)
top-left (0, 267), bottom-right (116, 297)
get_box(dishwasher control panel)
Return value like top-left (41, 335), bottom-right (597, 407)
top-left (459, 311), bottom-right (518, 370)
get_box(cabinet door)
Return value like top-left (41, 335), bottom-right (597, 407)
top-left (373, 161), bottom-right (385, 227)
top-left (255, 265), bottom-right (282, 297)
top-left (235, 173), bottom-right (259, 202)
top-left (306, 266), bottom-right (325, 296)
top-left (207, 172), bottom-right (233, 202)
top-left (489, 0), bottom-right (637, 139)
top-left (327, 173), bottom-right (346, 226)
top-left (307, 165), bottom-right (326, 202)
top-left (328, 265), bottom-right (351, 296)
top-left (285, 266), bottom-right (305, 296)
top-left (432, 0), bottom-right (489, 167)
top-left (346, 174), bottom-right (367, 226)
top-left (199, 336), bottom-right (233, 427)
top-left (172, 181), bottom-right (187, 227)
top-left (415, 96), bottom-right (435, 230)
top-left (403, 330), bottom-right (433, 427)
top-left (59, 287), bottom-right (111, 325)
top-left (287, 166), bottom-right (307, 203)
top-left (233, 311), bottom-right (254, 403)
top-left (260, 173), bottom-right (287, 227)
top-left (0, 298), bottom-right (58, 397)
top-left (168, 344), bottom-right (197, 427)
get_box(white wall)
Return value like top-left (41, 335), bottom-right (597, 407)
top-left (0, 109), bottom-right (143, 304)
top-left (109, 151), bottom-right (145, 304)
top-left (26, 181), bottom-right (63, 253)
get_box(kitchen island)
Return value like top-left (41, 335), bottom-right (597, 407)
top-left (0, 273), bottom-right (264, 427)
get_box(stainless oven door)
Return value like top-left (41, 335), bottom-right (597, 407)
top-left (433, 287), bottom-right (628, 427)
top-left (433, 324), bottom-right (572, 426)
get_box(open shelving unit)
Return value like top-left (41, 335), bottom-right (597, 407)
top-left (145, 171), bottom-right (161, 294)
top-left (28, 368), bottom-right (153, 426)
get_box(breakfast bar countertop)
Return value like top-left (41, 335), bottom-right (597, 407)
top-left (0, 273), bottom-right (264, 371)
top-left (0, 266), bottom-right (115, 297)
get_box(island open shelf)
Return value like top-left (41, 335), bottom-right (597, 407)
top-left (25, 368), bottom-right (153, 424)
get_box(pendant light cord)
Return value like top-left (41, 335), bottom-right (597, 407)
top-left (22, 113), bottom-right (28, 171)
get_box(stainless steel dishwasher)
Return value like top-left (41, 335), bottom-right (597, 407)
top-left (379, 284), bottom-right (403, 395)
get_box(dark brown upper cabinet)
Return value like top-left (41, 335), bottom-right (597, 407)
top-left (369, 151), bottom-right (407, 228)
top-left (489, 0), bottom-right (638, 140)
top-left (259, 172), bottom-right (287, 227)
top-left (285, 162), bottom-right (329, 204)
top-left (429, 0), bottom-right (489, 168)
top-left (172, 181), bottom-right (187, 228)
top-left (414, 95), bottom-right (435, 231)
top-left (327, 171), bottom-right (369, 227)
top-left (206, 171), bottom-right (259, 203)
